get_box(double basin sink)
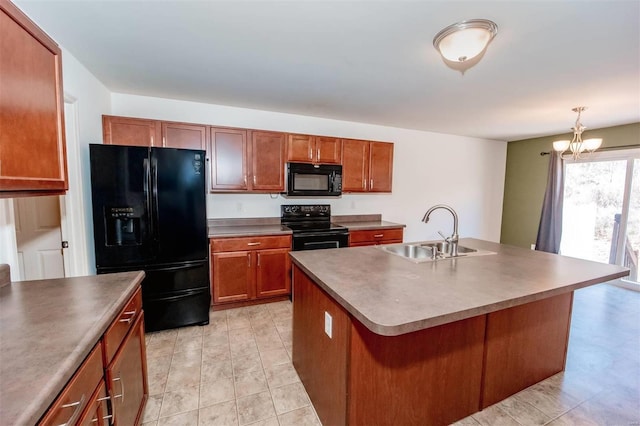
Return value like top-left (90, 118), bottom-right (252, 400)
top-left (379, 241), bottom-right (495, 263)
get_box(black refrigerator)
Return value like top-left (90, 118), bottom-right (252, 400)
top-left (90, 144), bottom-right (210, 332)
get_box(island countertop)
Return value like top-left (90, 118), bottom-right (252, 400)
top-left (289, 238), bottom-right (629, 336)
top-left (0, 271), bottom-right (145, 426)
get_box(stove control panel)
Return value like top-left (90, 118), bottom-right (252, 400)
top-left (281, 204), bottom-right (331, 219)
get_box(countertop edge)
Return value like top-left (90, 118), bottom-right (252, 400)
top-left (290, 248), bottom-right (629, 337)
top-left (16, 271), bottom-right (145, 426)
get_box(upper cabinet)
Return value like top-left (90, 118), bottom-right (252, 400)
top-left (342, 140), bottom-right (393, 193)
top-left (103, 116), bottom-right (207, 150)
top-left (0, 0), bottom-right (68, 195)
top-left (286, 134), bottom-right (341, 164)
top-left (161, 121), bottom-right (208, 150)
top-left (250, 130), bottom-right (286, 192)
top-left (102, 115), bottom-right (161, 147)
top-left (209, 127), bottom-right (249, 191)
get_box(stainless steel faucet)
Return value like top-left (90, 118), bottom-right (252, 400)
top-left (422, 204), bottom-right (459, 257)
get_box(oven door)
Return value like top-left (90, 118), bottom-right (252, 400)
top-left (292, 232), bottom-right (349, 251)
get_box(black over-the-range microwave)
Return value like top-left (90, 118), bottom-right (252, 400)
top-left (284, 162), bottom-right (342, 197)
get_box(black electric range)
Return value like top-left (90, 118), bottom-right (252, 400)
top-left (281, 205), bottom-right (349, 251)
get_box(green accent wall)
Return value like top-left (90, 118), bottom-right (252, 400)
top-left (500, 122), bottom-right (640, 248)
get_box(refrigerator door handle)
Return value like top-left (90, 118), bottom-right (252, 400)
top-left (148, 263), bottom-right (205, 273)
top-left (143, 158), bottom-right (154, 239)
top-left (151, 156), bottom-right (160, 244)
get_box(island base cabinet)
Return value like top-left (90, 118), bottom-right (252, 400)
top-left (106, 313), bottom-right (148, 426)
top-left (481, 292), bottom-right (573, 408)
top-left (349, 317), bottom-right (485, 425)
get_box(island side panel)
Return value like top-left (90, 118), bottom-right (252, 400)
top-left (348, 315), bottom-right (486, 425)
top-left (292, 265), bottom-right (350, 426)
top-left (481, 292), bottom-right (574, 408)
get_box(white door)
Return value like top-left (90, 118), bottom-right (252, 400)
top-left (13, 195), bottom-right (65, 280)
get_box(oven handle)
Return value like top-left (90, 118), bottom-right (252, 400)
top-left (293, 232), bottom-right (349, 238)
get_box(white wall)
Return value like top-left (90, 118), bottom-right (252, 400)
top-left (112, 94), bottom-right (507, 242)
top-left (60, 48), bottom-right (112, 274)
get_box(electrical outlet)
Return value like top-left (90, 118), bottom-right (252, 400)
top-left (324, 311), bottom-right (332, 338)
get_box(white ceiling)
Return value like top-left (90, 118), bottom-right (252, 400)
top-left (16, 0), bottom-right (640, 141)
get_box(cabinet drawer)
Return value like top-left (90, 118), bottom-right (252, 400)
top-left (349, 228), bottom-right (403, 244)
top-left (211, 235), bottom-right (292, 252)
top-left (39, 344), bottom-right (104, 426)
top-left (103, 288), bottom-right (143, 365)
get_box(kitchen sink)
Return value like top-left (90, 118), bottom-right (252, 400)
top-left (379, 241), bottom-right (495, 263)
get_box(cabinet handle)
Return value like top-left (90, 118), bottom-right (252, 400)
top-left (112, 374), bottom-right (125, 403)
top-left (370, 179), bottom-right (374, 190)
top-left (316, 148), bottom-right (320, 160)
top-left (253, 175), bottom-right (257, 185)
top-left (91, 414), bottom-right (113, 423)
top-left (57, 394), bottom-right (85, 426)
top-left (257, 253), bottom-right (261, 267)
top-left (308, 147), bottom-right (312, 160)
top-left (247, 253), bottom-right (251, 267)
top-left (118, 310), bottom-right (136, 323)
top-left (247, 242), bottom-right (261, 246)
top-left (374, 234), bottom-right (384, 238)
top-left (162, 136), bottom-right (166, 146)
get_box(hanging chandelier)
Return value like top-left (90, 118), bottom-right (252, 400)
top-left (552, 107), bottom-right (603, 160)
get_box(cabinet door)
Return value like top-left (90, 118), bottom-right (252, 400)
top-left (162, 122), bottom-right (208, 150)
top-left (250, 131), bottom-right (285, 191)
top-left (107, 313), bottom-right (147, 426)
top-left (102, 115), bottom-right (161, 147)
top-left (287, 134), bottom-right (314, 163)
top-left (316, 137), bottom-right (342, 164)
top-left (77, 381), bottom-right (110, 426)
top-left (369, 142), bottom-right (393, 192)
top-left (341, 139), bottom-right (370, 192)
top-left (256, 248), bottom-right (291, 298)
top-left (0, 2), bottom-right (67, 192)
top-left (210, 127), bottom-right (248, 190)
top-left (212, 251), bottom-right (253, 303)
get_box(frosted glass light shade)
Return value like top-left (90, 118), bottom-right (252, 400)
top-left (433, 19), bottom-right (498, 63)
top-left (553, 140), bottom-right (571, 152)
top-left (583, 138), bottom-right (603, 151)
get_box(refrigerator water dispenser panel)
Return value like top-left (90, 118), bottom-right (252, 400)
top-left (105, 206), bottom-right (141, 246)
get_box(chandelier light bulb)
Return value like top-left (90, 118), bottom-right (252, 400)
top-left (552, 107), bottom-right (603, 160)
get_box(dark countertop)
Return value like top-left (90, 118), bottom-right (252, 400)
top-left (0, 271), bottom-right (145, 426)
top-left (209, 224), bottom-right (293, 238)
top-left (334, 220), bottom-right (405, 231)
top-left (290, 238), bottom-right (629, 337)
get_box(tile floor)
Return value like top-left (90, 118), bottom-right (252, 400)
top-left (143, 282), bottom-right (639, 426)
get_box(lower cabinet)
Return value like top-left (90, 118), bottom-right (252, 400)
top-left (349, 228), bottom-right (404, 247)
top-left (106, 313), bottom-right (147, 426)
top-left (38, 287), bottom-right (148, 426)
top-left (210, 235), bottom-right (292, 306)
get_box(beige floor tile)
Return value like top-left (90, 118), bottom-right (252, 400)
top-left (513, 380), bottom-right (582, 418)
top-left (259, 348), bottom-right (290, 368)
top-left (165, 359), bottom-right (202, 392)
top-left (450, 415), bottom-right (481, 425)
top-left (174, 334), bottom-right (203, 354)
top-left (231, 339), bottom-right (260, 358)
top-left (232, 353), bottom-right (263, 376)
top-left (146, 339), bottom-right (177, 358)
top-left (202, 343), bottom-right (231, 362)
top-left (271, 382), bottom-right (310, 415)
top-left (256, 337), bottom-right (285, 353)
top-left (246, 416), bottom-right (280, 426)
top-left (159, 384), bottom-right (200, 419)
top-left (198, 400), bottom-right (238, 426)
top-left (229, 327), bottom-right (256, 344)
top-left (278, 406), bottom-right (320, 426)
top-left (235, 370), bottom-right (269, 398)
top-left (201, 358), bottom-right (233, 383)
top-left (142, 422), bottom-right (158, 426)
top-left (264, 362), bottom-right (300, 389)
top-left (147, 355), bottom-right (172, 395)
top-left (495, 395), bottom-right (551, 425)
top-left (202, 328), bottom-right (229, 347)
top-left (472, 404), bottom-right (520, 426)
top-left (142, 393), bottom-right (163, 423)
top-left (228, 316), bottom-right (252, 331)
top-left (237, 391), bottom-right (277, 425)
top-left (157, 409), bottom-right (199, 426)
top-left (199, 377), bottom-right (235, 408)
top-left (176, 325), bottom-right (204, 338)
top-left (148, 329), bottom-right (178, 345)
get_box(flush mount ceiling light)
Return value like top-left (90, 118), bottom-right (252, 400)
top-left (552, 107), bottom-right (603, 160)
top-left (433, 19), bottom-right (498, 67)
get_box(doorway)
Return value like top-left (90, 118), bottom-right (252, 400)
top-left (560, 147), bottom-right (640, 287)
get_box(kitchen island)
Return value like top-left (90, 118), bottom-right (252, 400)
top-left (0, 268), bottom-right (146, 425)
top-left (289, 239), bottom-right (629, 426)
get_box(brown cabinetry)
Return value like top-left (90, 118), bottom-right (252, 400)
top-left (287, 134), bottom-right (341, 164)
top-left (161, 121), bottom-right (208, 150)
top-left (0, 0), bottom-right (68, 195)
top-left (349, 228), bottom-right (403, 247)
top-left (341, 140), bottom-right (393, 193)
top-left (102, 115), bottom-right (161, 147)
top-left (38, 287), bottom-right (148, 426)
top-left (210, 129), bottom-right (285, 193)
top-left (210, 235), bottom-right (291, 306)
